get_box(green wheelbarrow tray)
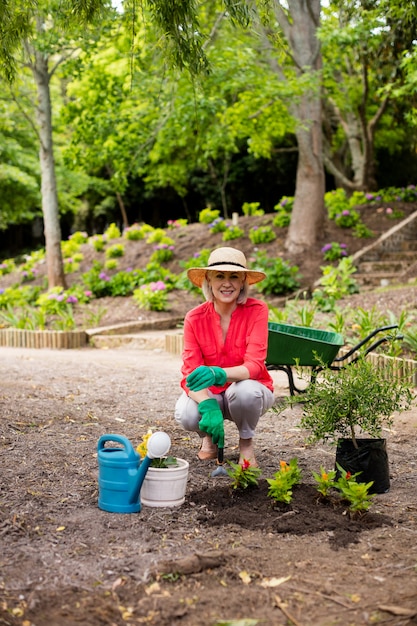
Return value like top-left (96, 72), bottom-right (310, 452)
top-left (266, 322), bottom-right (344, 367)
top-left (266, 322), bottom-right (400, 395)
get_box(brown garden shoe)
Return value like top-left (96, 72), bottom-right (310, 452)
top-left (198, 435), bottom-right (218, 460)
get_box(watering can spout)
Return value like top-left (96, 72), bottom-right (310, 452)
top-left (128, 431), bottom-right (171, 505)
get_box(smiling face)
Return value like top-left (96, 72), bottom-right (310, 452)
top-left (206, 270), bottom-right (246, 305)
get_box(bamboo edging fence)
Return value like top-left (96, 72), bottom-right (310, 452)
top-left (0, 328), bottom-right (88, 349)
top-left (165, 334), bottom-right (417, 386)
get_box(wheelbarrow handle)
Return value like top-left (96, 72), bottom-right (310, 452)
top-left (334, 324), bottom-right (399, 361)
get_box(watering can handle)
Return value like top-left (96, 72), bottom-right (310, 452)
top-left (97, 433), bottom-right (136, 458)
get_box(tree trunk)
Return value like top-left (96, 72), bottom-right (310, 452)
top-left (33, 49), bottom-right (66, 289)
top-left (280, 0), bottom-right (325, 255)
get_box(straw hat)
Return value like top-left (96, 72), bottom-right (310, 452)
top-left (187, 247), bottom-right (266, 288)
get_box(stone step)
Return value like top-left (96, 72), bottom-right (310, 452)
top-left (357, 260), bottom-right (411, 273)
top-left (355, 272), bottom-right (400, 287)
top-left (90, 329), bottom-right (182, 351)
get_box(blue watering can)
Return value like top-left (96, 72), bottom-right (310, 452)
top-left (97, 431), bottom-right (171, 513)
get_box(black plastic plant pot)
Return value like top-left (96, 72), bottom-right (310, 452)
top-left (335, 438), bottom-right (390, 494)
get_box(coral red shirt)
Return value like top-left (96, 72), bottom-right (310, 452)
top-left (180, 298), bottom-right (274, 393)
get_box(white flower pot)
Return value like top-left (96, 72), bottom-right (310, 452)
top-left (141, 458), bottom-right (189, 507)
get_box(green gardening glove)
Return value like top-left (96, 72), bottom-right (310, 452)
top-left (198, 398), bottom-right (225, 448)
top-left (186, 365), bottom-right (227, 391)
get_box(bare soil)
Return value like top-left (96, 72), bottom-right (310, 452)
top-left (1, 204), bottom-right (417, 626)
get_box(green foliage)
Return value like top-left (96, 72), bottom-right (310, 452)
top-left (312, 464), bottom-right (375, 512)
top-left (312, 257), bottom-right (359, 312)
top-left (124, 224), bottom-right (145, 241)
top-left (241, 202), bottom-right (264, 217)
top-left (222, 224), bottom-right (245, 241)
top-left (248, 225), bottom-right (276, 244)
top-left (133, 281), bottom-right (168, 311)
top-left (209, 217), bottom-right (227, 233)
top-left (104, 259), bottom-right (118, 271)
top-left (321, 242), bottom-right (348, 262)
top-left (334, 464), bottom-right (375, 512)
top-left (105, 243), bottom-right (125, 258)
top-left (312, 467), bottom-right (337, 498)
top-left (61, 239), bottom-right (81, 258)
top-left (273, 196), bottom-right (294, 228)
top-left (104, 223), bottom-right (121, 239)
top-left (0, 259), bottom-right (16, 275)
top-left (353, 222), bottom-right (374, 238)
top-left (226, 459), bottom-right (262, 490)
top-left (297, 355), bottom-right (414, 446)
top-left (90, 235), bottom-right (106, 252)
top-left (251, 250), bottom-right (301, 296)
top-left (150, 244), bottom-right (175, 263)
top-left (146, 229), bottom-right (171, 245)
top-left (68, 231), bottom-right (88, 244)
top-left (0, 285), bottom-right (41, 309)
top-left (266, 459), bottom-right (302, 504)
top-left (176, 249), bottom-right (211, 293)
top-left (199, 207), bottom-right (220, 224)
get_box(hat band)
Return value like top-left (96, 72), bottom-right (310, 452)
top-left (208, 261), bottom-right (247, 269)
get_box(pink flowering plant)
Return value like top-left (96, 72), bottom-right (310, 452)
top-left (226, 459), bottom-right (262, 490)
top-left (133, 281), bottom-right (168, 311)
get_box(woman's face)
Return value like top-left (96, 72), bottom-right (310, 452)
top-left (207, 270), bottom-right (245, 304)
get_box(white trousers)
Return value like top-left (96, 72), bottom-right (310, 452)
top-left (174, 380), bottom-right (274, 440)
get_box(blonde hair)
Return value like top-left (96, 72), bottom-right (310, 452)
top-left (201, 276), bottom-right (249, 304)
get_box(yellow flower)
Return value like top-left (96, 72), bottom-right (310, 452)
top-left (137, 430), bottom-right (153, 459)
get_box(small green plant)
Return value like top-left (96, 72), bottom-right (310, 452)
top-left (0, 258), bottom-right (16, 275)
top-left (90, 235), bottom-right (106, 252)
top-left (266, 458), bottom-right (302, 504)
top-left (51, 307), bottom-right (77, 331)
top-left (312, 466), bottom-right (337, 497)
top-left (226, 459), bottom-right (262, 490)
top-left (137, 430), bottom-right (177, 468)
top-left (61, 238), bottom-right (81, 258)
top-left (104, 259), bottom-right (118, 270)
top-left (273, 196), bottom-right (294, 227)
top-left (81, 262), bottom-right (113, 298)
top-left (251, 250), bottom-right (301, 296)
top-left (242, 201), bottom-right (264, 216)
top-left (334, 464), bottom-right (375, 512)
top-left (68, 230), bottom-right (88, 244)
top-left (353, 222), bottom-right (374, 238)
top-left (150, 244), bottom-right (175, 263)
top-left (167, 218), bottom-right (188, 229)
top-left (199, 207), bottom-right (220, 224)
top-left (133, 281), bottom-right (168, 311)
top-left (123, 223), bottom-right (145, 240)
top-left (106, 243), bottom-right (125, 259)
top-left (222, 225), bottom-right (245, 241)
top-left (248, 225), bottom-right (276, 244)
top-left (321, 242), bottom-right (348, 262)
top-left (312, 464), bottom-right (375, 512)
top-left (209, 217), bottom-right (227, 233)
top-left (146, 229), bottom-right (171, 244)
top-left (104, 223), bottom-right (121, 239)
top-left (312, 257), bottom-right (359, 312)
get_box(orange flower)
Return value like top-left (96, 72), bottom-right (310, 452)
top-left (280, 460), bottom-right (289, 471)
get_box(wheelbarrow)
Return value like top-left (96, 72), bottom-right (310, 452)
top-left (266, 322), bottom-right (400, 395)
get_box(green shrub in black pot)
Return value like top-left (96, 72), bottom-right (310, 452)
top-left (295, 356), bottom-right (414, 493)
